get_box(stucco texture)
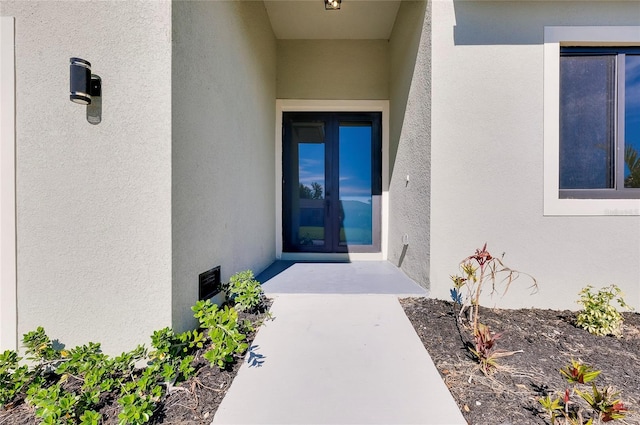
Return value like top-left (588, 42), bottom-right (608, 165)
top-left (277, 39), bottom-right (389, 100)
top-left (172, 1), bottom-right (277, 333)
top-left (388, 1), bottom-right (431, 290)
top-left (430, 1), bottom-right (640, 310)
top-left (1, 1), bottom-right (172, 353)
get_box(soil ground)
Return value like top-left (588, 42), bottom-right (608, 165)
top-left (3, 298), bottom-right (639, 425)
top-left (401, 298), bottom-right (640, 425)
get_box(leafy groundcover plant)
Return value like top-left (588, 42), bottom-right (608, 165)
top-left (226, 270), bottom-right (267, 313)
top-left (0, 271), bottom-right (269, 425)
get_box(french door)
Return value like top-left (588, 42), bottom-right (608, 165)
top-left (282, 112), bottom-right (382, 253)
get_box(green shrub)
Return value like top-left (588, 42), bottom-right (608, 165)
top-left (117, 392), bottom-right (157, 425)
top-left (22, 326), bottom-right (62, 363)
top-left (576, 284), bottom-right (633, 337)
top-left (0, 350), bottom-right (31, 407)
top-left (192, 300), bottom-right (248, 368)
top-left (226, 270), bottom-right (265, 312)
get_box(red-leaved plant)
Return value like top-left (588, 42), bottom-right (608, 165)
top-left (451, 244), bottom-right (537, 334)
top-left (470, 322), bottom-right (524, 375)
top-left (450, 244), bottom-right (537, 373)
top-left (540, 360), bottom-right (630, 424)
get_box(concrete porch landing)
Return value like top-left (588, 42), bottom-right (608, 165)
top-left (257, 260), bottom-right (429, 296)
top-left (211, 262), bottom-right (465, 425)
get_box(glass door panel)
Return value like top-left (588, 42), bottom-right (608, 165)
top-left (284, 121), bottom-right (329, 251)
top-left (298, 141), bottom-right (326, 247)
top-left (338, 124), bottom-right (373, 246)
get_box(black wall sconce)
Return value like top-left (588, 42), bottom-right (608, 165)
top-left (70, 57), bottom-right (102, 125)
top-left (325, 0), bottom-right (341, 10)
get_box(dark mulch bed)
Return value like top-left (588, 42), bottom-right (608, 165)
top-left (401, 298), bottom-right (640, 425)
top-left (0, 307), bottom-right (270, 425)
top-left (4, 298), bottom-right (639, 425)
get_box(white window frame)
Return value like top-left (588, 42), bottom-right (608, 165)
top-left (544, 26), bottom-right (640, 216)
top-left (275, 99), bottom-right (389, 261)
top-left (1, 16), bottom-right (17, 351)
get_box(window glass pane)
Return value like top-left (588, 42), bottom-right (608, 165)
top-left (338, 124), bottom-right (372, 246)
top-left (560, 55), bottom-right (615, 189)
top-left (625, 55), bottom-right (640, 188)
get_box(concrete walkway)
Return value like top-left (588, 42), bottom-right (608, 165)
top-left (212, 263), bottom-right (466, 425)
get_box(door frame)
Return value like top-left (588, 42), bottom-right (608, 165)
top-left (276, 100), bottom-right (389, 261)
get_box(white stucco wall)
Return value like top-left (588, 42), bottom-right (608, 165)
top-left (172, 1), bottom-right (277, 333)
top-left (430, 1), bottom-right (640, 310)
top-left (277, 39), bottom-right (389, 100)
top-left (0, 2), bottom-right (173, 353)
top-left (388, 1), bottom-right (431, 289)
top-left (0, 16), bottom-right (17, 351)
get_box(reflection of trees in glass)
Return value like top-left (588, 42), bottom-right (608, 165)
top-left (299, 182), bottom-right (323, 199)
top-left (625, 145), bottom-right (640, 188)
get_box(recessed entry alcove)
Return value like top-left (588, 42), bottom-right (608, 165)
top-left (264, 1), bottom-right (428, 263)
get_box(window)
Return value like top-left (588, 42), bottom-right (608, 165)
top-left (544, 26), bottom-right (640, 216)
top-left (560, 48), bottom-right (640, 198)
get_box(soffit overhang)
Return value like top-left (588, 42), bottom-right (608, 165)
top-left (264, 0), bottom-right (402, 40)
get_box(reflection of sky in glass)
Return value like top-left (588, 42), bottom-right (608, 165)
top-left (295, 123), bottom-right (374, 246)
top-left (625, 55), bottom-right (640, 183)
top-left (298, 143), bottom-right (324, 189)
top-left (339, 126), bottom-right (372, 203)
top-left (339, 125), bottom-right (372, 245)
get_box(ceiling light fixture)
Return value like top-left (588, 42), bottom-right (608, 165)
top-left (324, 0), bottom-right (341, 10)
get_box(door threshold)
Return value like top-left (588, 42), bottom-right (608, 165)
top-left (279, 252), bottom-right (384, 262)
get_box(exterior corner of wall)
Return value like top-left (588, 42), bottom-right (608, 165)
top-left (171, 0), bottom-right (277, 335)
top-left (387, 0), bottom-right (431, 290)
